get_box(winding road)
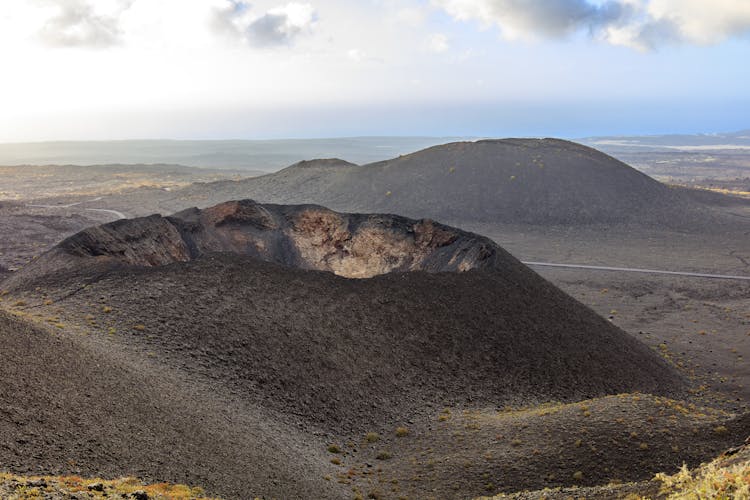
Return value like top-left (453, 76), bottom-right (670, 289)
top-left (523, 261), bottom-right (750, 281)
top-left (82, 208), bottom-right (128, 219)
top-left (27, 197), bottom-right (127, 220)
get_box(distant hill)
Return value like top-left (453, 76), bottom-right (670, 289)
top-left (171, 138), bottom-right (737, 226)
top-left (0, 137), bottom-right (468, 171)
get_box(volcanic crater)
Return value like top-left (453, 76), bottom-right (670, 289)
top-left (26, 199), bottom-right (504, 280)
top-left (5, 200), bottom-right (685, 420)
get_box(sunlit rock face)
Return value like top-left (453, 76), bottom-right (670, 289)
top-left (43, 200), bottom-right (504, 278)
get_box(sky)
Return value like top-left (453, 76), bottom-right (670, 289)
top-left (0, 0), bottom-right (749, 141)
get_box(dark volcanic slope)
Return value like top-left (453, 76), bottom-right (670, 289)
top-left (0, 200), bottom-right (701, 498)
top-left (0, 310), bottom-right (343, 500)
top-left (5, 200), bottom-right (683, 432)
top-left (173, 139), bottom-right (744, 226)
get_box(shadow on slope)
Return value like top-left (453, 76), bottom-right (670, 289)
top-left (0, 310), bottom-right (346, 499)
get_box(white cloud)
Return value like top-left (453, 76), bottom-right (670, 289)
top-left (394, 6), bottom-right (427, 27)
top-left (431, 0), bottom-right (750, 49)
top-left (212, 1), bottom-right (317, 47)
top-left (6, 0), bottom-right (750, 54)
top-left (347, 48), bottom-right (365, 61)
top-left (34, 0), bottom-right (134, 48)
top-left (345, 48), bottom-right (384, 63)
top-left (646, 0), bottom-right (750, 45)
top-left (432, 0), bottom-right (632, 40)
top-left (428, 33), bottom-right (450, 53)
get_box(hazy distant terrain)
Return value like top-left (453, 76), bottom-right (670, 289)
top-left (2, 132), bottom-right (748, 189)
top-left (0, 164), bottom-right (261, 200)
top-left (0, 164), bottom-right (262, 270)
top-left (580, 129), bottom-right (750, 153)
top-left (578, 130), bottom-right (750, 195)
top-left (0, 137), bottom-right (468, 171)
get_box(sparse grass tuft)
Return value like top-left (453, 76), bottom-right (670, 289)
top-left (395, 427), bottom-right (409, 437)
top-left (327, 444), bottom-right (342, 454)
top-left (364, 432), bottom-right (380, 443)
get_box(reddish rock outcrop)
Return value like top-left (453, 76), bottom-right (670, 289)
top-left (16, 200), bottom-right (505, 281)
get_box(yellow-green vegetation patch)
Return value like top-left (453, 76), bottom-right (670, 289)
top-left (654, 455), bottom-right (750, 499)
top-left (474, 443), bottom-right (750, 499)
top-left (0, 472), bottom-right (219, 499)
